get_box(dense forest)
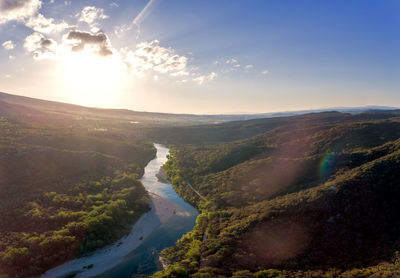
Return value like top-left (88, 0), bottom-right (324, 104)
top-left (150, 110), bottom-right (400, 277)
top-left (0, 111), bottom-right (155, 277)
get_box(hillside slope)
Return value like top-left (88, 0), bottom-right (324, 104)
top-left (152, 111), bottom-right (400, 277)
top-left (0, 109), bottom-right (155, 277)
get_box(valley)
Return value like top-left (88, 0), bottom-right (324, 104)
top-left (1, 1), bottom-right (397, 277)
top-left (0, 93), bottom-right (399, 278)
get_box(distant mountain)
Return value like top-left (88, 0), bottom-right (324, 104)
top-left (0, 91), bottom-right (398, 126)
top-left (247, 105), bottom-right (399, 119)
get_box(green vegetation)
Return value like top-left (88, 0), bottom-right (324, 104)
top-left (2, 92), bottom-right (400, 278)
top-left (151, 110), bottom-right (400, 277)
top-left (0, 117), bottom-right (155, 277)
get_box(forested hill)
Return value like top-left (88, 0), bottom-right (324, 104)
top-left (151, 110), bottom-right (400, 277)
top-left (0, 110), bottom-right (155, 277)
top-left (147, 110), bottom-right (400, 145)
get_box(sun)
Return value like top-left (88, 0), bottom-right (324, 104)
top-left (57, 51), bottom-right (128, 108)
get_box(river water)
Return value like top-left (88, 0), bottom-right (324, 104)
top-left (95, 144), bottom-right (198, 277)
top-left (40, 144), bottom-right (198, 278)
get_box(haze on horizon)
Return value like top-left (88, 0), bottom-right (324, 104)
top-left (0, 0), bottom-right (399, 114)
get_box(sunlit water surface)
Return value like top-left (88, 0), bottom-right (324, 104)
top-left (94, 144), bottom-right (198, 277)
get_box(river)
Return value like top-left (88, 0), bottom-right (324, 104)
top-left (40, 144), bottom-right (198, 278)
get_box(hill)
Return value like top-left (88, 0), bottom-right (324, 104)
top-left (1, 92), bottom-right (396, 127)
top-left (150, 110), bottom-right (400, 277)
top-left (0, 103), bottom-right (156, 277)
top-left (1, 92), bottom-right (400, 277)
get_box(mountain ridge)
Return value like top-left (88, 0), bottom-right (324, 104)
top-left (1, 91), bottom-right (398, 125)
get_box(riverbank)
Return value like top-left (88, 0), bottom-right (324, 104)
top-left (40, 193), bottom-right (181, 278)
top-left (39, 144), bottom-right (198, 278)
top-left (156, 167), bottom-right (169, 183)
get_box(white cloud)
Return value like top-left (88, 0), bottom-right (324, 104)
top-left (2, 40), bottom-right (15, 50)
top-left (193, 72), bottom-right (217, 85)
top-left (9, 55), bottom-right (15, 59)
top-left (23, 29), bottom-right (117, 59)
top-left (244, 64), bottom-right (253, 70)
top-left (24, 32), bottom-right (59, 59)
top-left (25, 13), bottom-right (70, 33)
top-left (5, 74), bottom-right (11, 78)
top-left (109, 2), bottom-right (119, 8)
top-left (262, 70), bottom-right (269, 75)
top-left (233, 64), bottom-right (240, 68)
top-left (170, 70), bottom-right (189, 77)
top-left (0, 0), bottom-right (69, 34)
top-left (114, 24), bottom-right (132, 36)
top-left (19, 20), bottom-right (206, 84)
top-left (76, 6), bottom-right (108, 32)
top-left (226, 58), bottom-right (238, 64)
top-left (0, 0), bottom-right (42, 24)
top-left (64, 1), bottom-right (71, 6)
top-left (121, 40), bottom-right (188, 77)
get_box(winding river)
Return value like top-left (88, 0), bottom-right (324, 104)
top-left (40, 144), bottom-right (198, 278)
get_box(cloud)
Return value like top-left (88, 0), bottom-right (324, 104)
top-left (193, 72), bottom-right (217, 85)
top-left (262, 69), bottom-right (269, 75)
top-left (109, 2), bottom-right (119, 8)
top-left (19, 13), bottom-right (204, 84)
top-left (23, 29), bottom-right (116, 59)
top-left (63, 30), bottom-right (114, 56)
top-left (0, 0), bottom-right (42, 24)
top-left (24, 32), bottom-right (59, 59)
top-left (226, 58), bottom-right (238, 64)
top-left (114, 24), bottom-right (132, 36)
top-left (64, 1), bottom-right (71, 6)
top-left (76, 6), bottom-right (108, 32)
top-left (2, 40), bottom-right (15, 50)
top-left (170, 70), bottom-right (189, 77)
top-left (22, 30), bottom-right (191, 81)
top-left (25, 13), bottom-right (70, 33)
top-left (244, 64), bottom-right (253, 70)
top-left (121, 40), bottom-right (188, 76)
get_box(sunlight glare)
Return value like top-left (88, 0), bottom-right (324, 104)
top-left (57, 51), bottom-right (127, 108)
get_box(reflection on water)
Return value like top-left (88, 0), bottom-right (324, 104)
top-left (95, 144), bottom-right (198, 278)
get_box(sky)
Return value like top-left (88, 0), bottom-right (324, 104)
top-left (0, 0), bottom-right (399, 114)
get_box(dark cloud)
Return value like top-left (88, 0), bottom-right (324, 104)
top-left (65, 30), bottom-right (113, 56)
top-left (0, 0), bottom-right (29, 11)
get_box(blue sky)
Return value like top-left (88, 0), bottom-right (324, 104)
top-left (0, 0), bottom-right (399, 113)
